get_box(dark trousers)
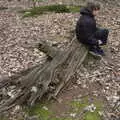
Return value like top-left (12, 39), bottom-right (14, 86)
top-left (80, 28), bottom-right (109, 46)
top-left (78, 28), bottom-right (109, 50)
top-left (94, 28), bottom-right (109, 45)
top-left (87, 28), bottom-right (109, 50)
top-left (84, 28), bottom-right (109, 55)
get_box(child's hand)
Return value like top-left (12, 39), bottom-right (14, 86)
top-left (98, 40), bottom-right (103, 45)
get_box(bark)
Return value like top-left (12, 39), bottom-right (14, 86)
top-left (0, 37), bottom-right (88, 113)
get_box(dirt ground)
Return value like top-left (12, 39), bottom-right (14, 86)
top-left (0, 0), bottom-right (120, 120)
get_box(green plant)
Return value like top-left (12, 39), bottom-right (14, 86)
top-left (67, 6), bottom-right (81, 13)
top-left (46, 5), bottom-right (70, 13)
top-left (20, 5), bottom-right (81, 18)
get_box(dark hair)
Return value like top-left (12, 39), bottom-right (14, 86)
top-left (86, 1), bottom-right (100, 11)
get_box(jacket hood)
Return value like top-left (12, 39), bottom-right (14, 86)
top-left (80, 7), bottom-right (94, 17)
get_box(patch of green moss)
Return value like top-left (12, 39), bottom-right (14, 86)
top-left (67, 6), bottom-right (81, 13)
top-left (45, 4), bottom-right (70, 13)
top-left (25, 103), bottom-right (74, 120)
top-left (70, 97), bottom-right (89, 112)
top-left (55, 117), bottom-right (73, 120)
top-left (24, 96), bottom-right (103, 120)
top-left (70, 97), bottom-right (103, 120)
top-left (84, 111), bottom-right (101, 120)
top-left (20, 5), bottom-right (81, 17)
top-left (25, 103), bottom-right (52, 120)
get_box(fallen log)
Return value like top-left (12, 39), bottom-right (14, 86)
top-left (0, 37), bottom-right (88, 113)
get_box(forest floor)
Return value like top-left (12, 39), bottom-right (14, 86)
top-left (0, 0), bottom-right (120, 120)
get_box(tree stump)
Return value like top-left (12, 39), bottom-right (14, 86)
top-left (0, 37), bottom-right (88, 113)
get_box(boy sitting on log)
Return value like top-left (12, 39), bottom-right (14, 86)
top-left (76, 1), bottom-right (109, 57)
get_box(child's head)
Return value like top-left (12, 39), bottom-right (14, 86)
top-left (86, 1), bottom-right (101, 16)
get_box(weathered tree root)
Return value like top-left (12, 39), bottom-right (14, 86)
top-left (0, 37), bottom-right (88, 113)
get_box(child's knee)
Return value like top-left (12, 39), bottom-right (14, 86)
top-left (103, 29), bottom-right (109, 35)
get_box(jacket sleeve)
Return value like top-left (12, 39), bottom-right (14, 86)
top-left (82, 19), bottom-right (98, 45)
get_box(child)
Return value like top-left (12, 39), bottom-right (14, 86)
top-left (76, 1), bottom-right (109, 56)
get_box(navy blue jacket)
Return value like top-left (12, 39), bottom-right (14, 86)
top-left (76, 7), bottom-right (98, 45)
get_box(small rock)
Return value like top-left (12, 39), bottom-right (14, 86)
top-left (84, 104), bottom-right (96, 112)
top-left (31, 86), bottom-right (37, 93)
top-left (42, 106), bottom-right (48, 111)
top-left (13, 105), bottom-right (21, 112)
top-left (98, 111), bottom-right (104, 116)
top-left (70, 113), bottom-right (76, 117)
top-left (25, 116), bottom-right (39, 120)
top-left (7, 91), bottom-right (15, 98)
